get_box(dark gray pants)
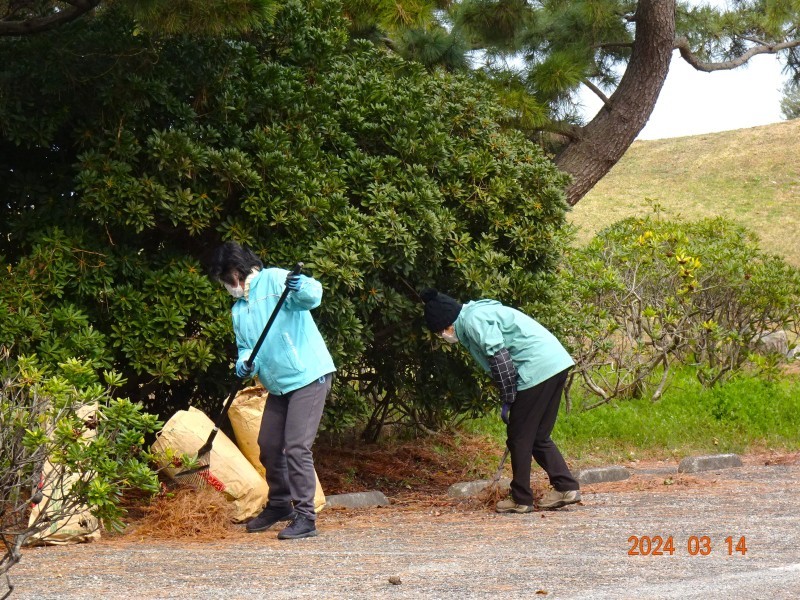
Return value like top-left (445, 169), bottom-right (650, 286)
top-left (257, 374), bottom-right (332, 520)
top-left (507, 368), bottom-right (579, 506)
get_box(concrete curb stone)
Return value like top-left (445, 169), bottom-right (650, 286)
top-left (678, 453), bottom-right (743, 473)
top-left (447, 478), bottom-right (512, 498)
top-left (323, 490), bottom-right (390, 509)
top-left (575, 466), bottom-right (631, 485)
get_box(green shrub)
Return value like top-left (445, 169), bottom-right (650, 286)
top-left (558, 216), bottom-right (800, 409)
top-left (0, 353), bottom-right (161, 578)
top-left (0, 1), bottom-right (570, 435)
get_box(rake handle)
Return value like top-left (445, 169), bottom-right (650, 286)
top-left (492, 448), bottom-right (510, 484)
top-left (245, 262), bottom-right (303, 372)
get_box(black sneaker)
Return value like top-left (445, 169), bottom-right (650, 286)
top-left (246, 504), bottom-right (295, 533)
top-left (277, 514), bottom-right (318, 540)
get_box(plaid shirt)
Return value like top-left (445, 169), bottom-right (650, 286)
top-left (488, 348), bottom-right (517, 405)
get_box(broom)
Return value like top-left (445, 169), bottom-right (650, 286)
top-left (173, 262), bottom-right (303, 488)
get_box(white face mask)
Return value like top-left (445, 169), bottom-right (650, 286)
top-left (224, 282), bottom-right (244, 299)
top-left (440, 330), bottom-right (459, 344)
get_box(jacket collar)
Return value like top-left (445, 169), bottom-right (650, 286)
top-left (243, 268), bottom-right (260, 301)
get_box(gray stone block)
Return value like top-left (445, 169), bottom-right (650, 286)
top-left (323, 490), bottom-right (390, 509)
top-left (678, 453), bottom-right (743, 473)
top-left (575, 466), bottom-right (630, 485)
top-left (756, 330), bottom-right (789, 356)
top-left (447, 478), bottom-right (512, 498)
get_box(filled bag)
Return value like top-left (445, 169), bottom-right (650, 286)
top-left (27, 404), bottom-right (101, 545)
top-left (152, 407), bottom-right (268, 522)
top-left (229, 385), bottom-right (327, 511)
top-left (27, 461), bottom-right (101, 545)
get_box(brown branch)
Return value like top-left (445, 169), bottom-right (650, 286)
top-left (675, 36), bottom-right (800, 72)
top-left (540, 120), bottom-right (583, 142)
top-left (582, 78), bottom-right (613, 109)
top-left (594, 42), bottom-right (635, 51)
top-left (0, 0), bottom-right (100, 36)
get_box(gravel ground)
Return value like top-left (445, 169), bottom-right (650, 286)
top-left (7, 455), bottom-right (800, 600)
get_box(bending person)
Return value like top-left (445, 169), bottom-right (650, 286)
top-left (420, 288), bottom-right (580, 513)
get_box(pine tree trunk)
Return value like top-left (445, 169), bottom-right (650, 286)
top-left (555, 0), bottom-right (676, 206)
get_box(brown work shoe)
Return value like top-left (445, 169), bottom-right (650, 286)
top-left (495, 499), bottom-right (535, 514)
top-left (538, 489), bottom-right (581, 510)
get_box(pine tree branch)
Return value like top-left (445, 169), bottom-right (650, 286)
top-left (741, 35), bottom-right (769, 46)
top-left (540, 120), bottom-right (583, 142)
top-left (594, 42), bottom-right (634, 50)
top-left (380, 36), bottom-right (398, 52)
top-left (582, 78), bottom-right (613, 109)
top-left (0, 0), bottom-right (101, 36)
top-left (675, 36), bottom-right (800, 72)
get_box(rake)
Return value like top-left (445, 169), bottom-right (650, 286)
top-left (478, 447), bottom-right (510, 506)
top-left (173, 262), bottom-right (303, 488)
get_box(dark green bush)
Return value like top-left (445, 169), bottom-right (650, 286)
top-left (0, 1), bottom-right (570, 436)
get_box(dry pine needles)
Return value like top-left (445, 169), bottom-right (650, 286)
top-left (126, 486), bottom-right (239, 541)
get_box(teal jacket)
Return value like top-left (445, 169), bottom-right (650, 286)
top-left (232, 268), bottom-right (335, 395)
top-left (453, 300), bottom-right (574, 390)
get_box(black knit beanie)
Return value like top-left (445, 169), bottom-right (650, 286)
top-left (420, 288), bottom-right (463, 332)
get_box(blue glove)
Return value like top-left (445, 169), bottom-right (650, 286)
top-left (501, 402), bottom-right (511, 425)
top-left (285, 273), bottom-right (302, 292)
top-left (236, 360), bottom-right (254, 378)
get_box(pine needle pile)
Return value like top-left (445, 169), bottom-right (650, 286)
top-left (127, 486), bottom-right (238, 540)
top-left (477, 481), bottom-right (507, 508)
top-left (475, 476), bottom-right (552, 510)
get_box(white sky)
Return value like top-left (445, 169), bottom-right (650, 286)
top-left (578, 0), bottom-right (789, 140)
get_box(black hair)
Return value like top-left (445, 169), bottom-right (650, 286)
top-left (208, 241), bottom-right (263, 285)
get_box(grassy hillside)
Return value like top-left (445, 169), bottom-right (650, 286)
top-left (569, 119), bottom-right (800, 266)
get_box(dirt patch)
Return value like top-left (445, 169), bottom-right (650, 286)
top-left (111, 442), bottom-right (800, 543)
top-left (781, 360), bottom-right (800, 376)
top-left (746, 450), bottom-right (800, 466)
top-left (314, 432), bottom-right (504, 498)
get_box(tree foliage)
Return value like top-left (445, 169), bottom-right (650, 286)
top-left (781, 81), bottom-right (800, 119)
top-left (341, 0), bottom-right (800, 203)
top-left (7, 2), bottom-right (800, 204)
top-left (0, 1), bottom-right (570, 437)
top-left (0, 0), bottom-right (278, 36)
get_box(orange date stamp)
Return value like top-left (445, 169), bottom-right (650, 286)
top-left (627, 535), bottom-right (748, 556)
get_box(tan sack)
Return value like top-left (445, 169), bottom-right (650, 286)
top-left (229, 385), bottom-right (326, 511)
top-left (27, 459), bottom-right (101, 545)
top-left (152, 407), bottom-right (268, 522)
top-left (28, 404), bottom-right (101, 545)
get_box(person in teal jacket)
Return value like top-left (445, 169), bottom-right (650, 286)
top-left (210, 242), bottom-right (335, 539)
top-left (420, 288), bottom-right (581, 513)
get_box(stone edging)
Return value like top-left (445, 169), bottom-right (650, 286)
top-left (442, 453), bottom-right (745, 499)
